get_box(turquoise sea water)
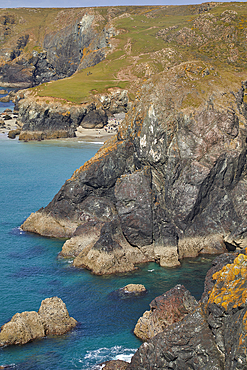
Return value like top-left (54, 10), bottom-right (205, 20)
top-left (0, 98), bottom-right (214, 369)
top-left (0, 88), bottom-right (15, 113)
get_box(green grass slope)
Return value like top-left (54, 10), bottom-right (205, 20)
top-left (1, 2), bottom-right (247, 104)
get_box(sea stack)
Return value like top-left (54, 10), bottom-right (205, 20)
top-left (0, 297), bottom-right (77, 347)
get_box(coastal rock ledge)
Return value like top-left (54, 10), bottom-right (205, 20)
top-left (21, 68), bottom-right (247, 275)
top-left (99, 251), bottom-right (247, 370)
top-left (0, 297), bottom-right (77, 347)
top-left (134, 284), bottom-right (198, 341)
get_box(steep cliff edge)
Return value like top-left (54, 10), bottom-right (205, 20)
top-left (0, 8), bottom-right (115, 87)
top-left (126, 251), bottom-right (247, 369)
top-left (21, 63), bottom-right (247, 273)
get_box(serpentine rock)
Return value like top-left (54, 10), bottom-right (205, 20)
top-left (0, 297), bottom-right (77, 347)
top-left (134, 284), bottom-right (198, 341)
top-left (22, 63), bottom-right (247, 274)
top-left (126, 250), bottom-right (247, 369)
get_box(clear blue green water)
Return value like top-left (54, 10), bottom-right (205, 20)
top-left (0, 88), bottom-right (15, 113)
top-left (0, 99), bottom-right (214, 369)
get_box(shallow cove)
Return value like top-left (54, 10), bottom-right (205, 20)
top-left (0, 134), bottom-right (214, 369)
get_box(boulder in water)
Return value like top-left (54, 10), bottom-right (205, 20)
top-left (38, 297), bottom-right (78, 336)
top-left (0, 297), bottom-right (77, 347)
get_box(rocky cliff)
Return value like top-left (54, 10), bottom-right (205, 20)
top-left (21, 62), bottom-right (247, 273)
top-left (0, 8), bottom-right (115, 87)
top-left (15, 88), bottom-right (129, 140)
top-left (3, 3), bottom-right (247, 141)
top-left (125, 251), bottom-right (247, 369)
top-left (4, 2), bottom-right (245, 271)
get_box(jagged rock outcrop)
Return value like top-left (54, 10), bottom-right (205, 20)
top-left (0, 9), bottom-right (116, 87)
top-left (134, 284), bottom-right (198, 341)
top-left (125, 251), bottom-right (247, 369)
top-left (21, 63), bottom-right (247, 273)
top-left (15, 89), bottom-right (129, 140)
top-left (0, 297), bottom-right (77, 347)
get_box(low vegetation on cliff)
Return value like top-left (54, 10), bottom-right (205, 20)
top-left (1, 3), bottom-right (247, 102)
top-left (2, 3), bottom-right (247, 368)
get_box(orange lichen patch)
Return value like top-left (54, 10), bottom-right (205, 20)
top-left (208, 254), bottom-right (247, 311)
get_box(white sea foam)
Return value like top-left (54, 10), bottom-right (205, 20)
top-left (80, 345), bottom-right (137, 369)
top-left (88, 141), bottom-right (104, 145)
top-left (77, 141), bottom-right (104, 144)
top-left (115, 354), bottom-right (134, 362)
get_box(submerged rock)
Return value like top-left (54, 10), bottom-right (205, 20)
top-left (97, 360), bottom-right (128, 370)
top-left (0, 297), bottom-right (77, 347)
top-left (122, 284), bottom-right (146, 294)
top-left (113, 284), bottom-right (147, 299)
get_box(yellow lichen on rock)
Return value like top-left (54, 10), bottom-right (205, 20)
top-left (208, 253), bottom-right (247, 311)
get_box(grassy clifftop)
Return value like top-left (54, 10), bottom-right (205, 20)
top-left (1, 2), bottom-right (247, 103)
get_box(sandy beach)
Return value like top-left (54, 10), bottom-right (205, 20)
top-left (75, 116), bottom-right (121, 142)
top-left (0, 111), bottom-right (20, 135)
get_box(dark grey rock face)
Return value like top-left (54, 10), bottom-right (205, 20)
top-left (44, 141), bottom-right (134, 223)
top-left (128, 307), bottom-right (224, 370)
top-left (126, 251), bottom-right (247, 370)
top-left (0, 13), bottom-right (111, 87)
top-left (81, 109), bottom-right (108, 129)
top-left (115, 168), bottom-right (153, 246)
top-left (22, 69), bottom-right (247, 271)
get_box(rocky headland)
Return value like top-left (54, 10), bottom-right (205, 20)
top-left (96, 250), bottom-right (247, 369)
top-left (0, 9), bottom-right (116, 87)
top-left (0, 297), bottom-right (77, 347)
top-left (124, 250), bottom-right (247, 369)
top-left (9, 2), bottom-right (245, 272)
top-left (21, 64), bottom-right (247, 274)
